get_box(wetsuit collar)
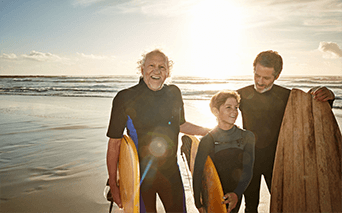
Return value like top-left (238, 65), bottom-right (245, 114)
top-left (254, 83), bottom-right (276, 95)
top-left (213, 125), bottom-right (243, 141)
top-left (138, 77), bottom-right (166, 95)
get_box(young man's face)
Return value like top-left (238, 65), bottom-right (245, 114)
top-left (141, 53), bottom-right (169, 91)
top-left (253, 63), bottom-right (279, 93)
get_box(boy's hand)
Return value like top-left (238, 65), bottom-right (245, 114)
top-left (197, 206), bottom-right (206, 213)
top-left (222, 192), bottom-right (238, 213)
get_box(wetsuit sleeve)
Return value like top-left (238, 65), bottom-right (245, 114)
top-left (175, 85), bottom-right (186, 125)
top-left (193, 134), bottom-right (214, 208)
top-left (168, 85), bottom-right (186, 125)
top-left (233, 130), bottom-right (255, 198)
top-left (106, 91), bottom-right (127, 139)
top-left (328, 99), bottom-right (334, 108)
top-left (180, 102), bottom-right (186, 125)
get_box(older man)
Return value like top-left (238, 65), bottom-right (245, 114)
top-left (106, 49), bottom-right (209, 213)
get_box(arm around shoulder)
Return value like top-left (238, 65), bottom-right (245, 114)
top-left (180, 121), bottom-right (210, 136)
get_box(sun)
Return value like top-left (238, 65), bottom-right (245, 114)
top-left (188, 0), bottom-right (245, 78)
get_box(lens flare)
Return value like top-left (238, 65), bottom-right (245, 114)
top-left (149, 137), bottom-right (167, 157)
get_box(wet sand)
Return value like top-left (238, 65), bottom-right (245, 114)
top-left (0, 95), bottom-right (341, 212)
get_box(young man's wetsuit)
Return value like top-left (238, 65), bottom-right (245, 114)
top-left (193, 125), bottom-right (255, 212)
top-left (238, 84), bottom-right (335, 212)
top-left (237, 84), bottom-right (290, 212)
top-left (107, 78), bottom-right (187, 213)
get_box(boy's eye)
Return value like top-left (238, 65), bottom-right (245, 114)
top-left (226, 106), bottom-right (238, 110)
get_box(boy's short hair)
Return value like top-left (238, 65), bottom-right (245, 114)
top-left (210, 90), bottom-right (241, 114)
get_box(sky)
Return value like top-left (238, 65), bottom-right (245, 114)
top-left (0, 0), bottom-right (341, 78)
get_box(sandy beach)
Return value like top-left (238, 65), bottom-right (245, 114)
top-left (0, 95), bottom-right (341, 213)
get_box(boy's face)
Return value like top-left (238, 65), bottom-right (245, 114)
top-left (215, 97), bottom-right (239, 129)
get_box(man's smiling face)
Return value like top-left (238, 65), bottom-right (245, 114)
top-left (141, 52), bottom-right (169, 91)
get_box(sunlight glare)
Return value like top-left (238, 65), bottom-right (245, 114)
top-left (186, 100), bottom-right (242, 129)
top-left (189, 0), bottom-right (244, 78)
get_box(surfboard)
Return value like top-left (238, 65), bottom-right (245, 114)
top-left (181, 134), bottom-right (200, 175)
top-left (181, 135), bottom-right (227, 213)
top-left (270, 89), bottom-right (342, 212)
top-left (119, 135), bottom-right (140, 213)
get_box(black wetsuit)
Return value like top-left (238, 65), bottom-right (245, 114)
top-left (107, 78), bottom-right (187, 213)
top-left (238, 84), bottom-right (335, 212)
top-left (193, 125), bottom-right (255, 212)
top-left (237, 84), bottom-right (291, 212)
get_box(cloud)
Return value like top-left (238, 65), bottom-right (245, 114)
top-left (22, 51), bottom-right (64, 62)
top-left (0, 51), bottom-right (128, 76)
top-left (303, 19), bottom-right (342, 32)
top-left (0, 53), bottom-right (18, 60)
top-left (1, 51), bottom-right (115, 63)
top-left (77, 52), bottom-right (116, 60)
top-left (72, 0), bottom-right (105, 7)
top-left (241, 0), bottom-right (342, 30)
top-left (318, 41), bottom-right (342, 58)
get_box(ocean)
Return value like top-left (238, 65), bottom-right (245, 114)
top-left (0, 75), bottom-right (341, 108)
top-left (0, 75), bottom-right (341, 213)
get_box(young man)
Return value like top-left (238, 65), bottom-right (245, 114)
top-left (237, 50), bottom-right (335, 212)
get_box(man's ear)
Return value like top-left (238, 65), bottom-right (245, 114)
top-left (275, 73), bottom-right (280, 80)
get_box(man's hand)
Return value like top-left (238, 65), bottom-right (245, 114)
top-left (309, 86), bottom-right (335, 102)
top-left (109, 180), bottom-right (122, 208)
top-left (222, 192), bottom-right (238, 213)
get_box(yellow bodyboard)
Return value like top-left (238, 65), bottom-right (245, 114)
top-left (185, 135), bottom-right (227, 213)
top-left (119, 135), bottom-right (140, 213)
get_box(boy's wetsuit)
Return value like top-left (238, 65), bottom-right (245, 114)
top-left (107, 78), bottom-right (186, 213)
top-left (193, 125), bottom-right (255, 212)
